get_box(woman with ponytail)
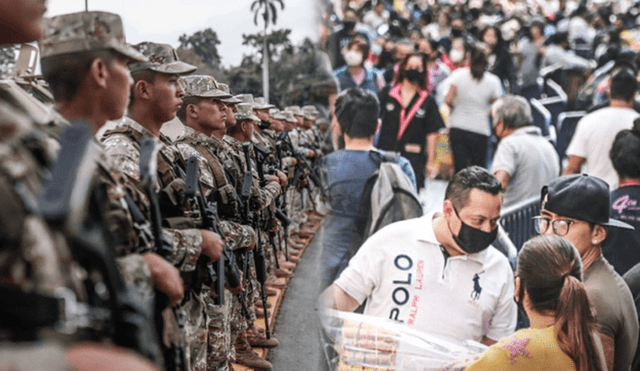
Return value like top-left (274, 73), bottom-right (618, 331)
top-left (462, 235), bottom-right (607, 371)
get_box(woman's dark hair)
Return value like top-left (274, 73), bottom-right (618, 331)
top-left (469, 44), bottom-right (488, 81)
top-left (517, 235), bottom-right (605, 371)
top-left (334, 87), bottom-right (379, 138)
top-left (480, 25), bottom-right (506, 52)
top-left (349, 36), bottom-right (370, 65)
top-left (394, 52), bottom-right (428, 89)
top-left (610, 118), bottom-right (640, 179)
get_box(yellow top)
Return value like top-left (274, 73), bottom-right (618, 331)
top-left (463, 326), bottom-right (576, 371)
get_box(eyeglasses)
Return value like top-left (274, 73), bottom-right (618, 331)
top-left (533, 216), bottom-right (575, 236)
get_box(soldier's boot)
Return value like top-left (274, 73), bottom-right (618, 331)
top-left (278, 260), bottom-right (296, 270)
top-left (286, 254), bottom-right (300, 263)
top-left (247, 326), bottom-right (279, 348)
top-left (266, 287), bottom-right (278, 296)
top-left (274, 268), bottom-right (292, 278)
top-left (234, 333), bottom-right (273, 371)
top-left (288, 248), bottom-right (302, 257)
top-left (255, 300), bottom-right (272, 309)
top-left (288, 237), bottom-right (305, 249)
top-left (297, 229), bottom-right (314, 239)
top-left (265, 275), bottom-right (286, 289)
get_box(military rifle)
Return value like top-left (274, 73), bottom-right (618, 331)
top-left (183, 156), bottom-right (250, 319)
top-left (39, 123), bottom-right (162, 364)
top-left (242, 143), bottom-right (272, 339)
top-left (139, 138), bottom-right (188, 371)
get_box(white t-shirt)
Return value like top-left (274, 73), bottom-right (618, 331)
top-left (334, 212), bottom-right (517, 343)
top-left (566, 106), bottom-right (639, 189)
top-left (448, 68), bottom-right (503, 136)
top-left (490, 126), bottom-right (560, 208)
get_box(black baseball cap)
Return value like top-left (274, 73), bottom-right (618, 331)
top-left (541, 174), bottom-right (634, 230)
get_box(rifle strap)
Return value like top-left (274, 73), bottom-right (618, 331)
top-left (103, 126), bottom-right (176, 187)
top-left (0, 286), bottom-right (61, 329)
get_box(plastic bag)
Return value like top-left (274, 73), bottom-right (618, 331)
top-left (319, 308), bottom-right (487, 371)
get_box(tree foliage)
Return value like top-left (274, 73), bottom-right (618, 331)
top-left (241, 29), bottom-right (293, 63)
top-left (229, 30), bottom-right (334, 108)
top-left (251, 0), bottom-right (284, 28)
top-left (178, 28), bottom-right (222, 69)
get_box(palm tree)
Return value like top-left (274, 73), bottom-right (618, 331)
top-left (251, 0), bottom-right (284, 102)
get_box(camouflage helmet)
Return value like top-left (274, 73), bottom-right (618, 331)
top-left (302, 105), bottom-right (319, 115)
top-left (254, 97), bottom-right (275, 110)
top-left (128, 42), bottom-right (196, 75)
top-left (179, 75), bottom-right (231, 99)
top-left (218, 83), bottom-right (243, 104)
top-left (302, 106), bottom-right (316, 121)
top-left (39, 11), bottom-right (146, 61)
top-left (284, 111), bottom-right (297, 123)
top-left (235, 103), bottom-right (260, 122)
top-left (269, 108), bottom-right (286, 120)
top-left (236, 94), bottom-right (255, 107)
top-left (285, 105), bottom-right (303, 117)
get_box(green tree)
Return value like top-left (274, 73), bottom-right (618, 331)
top-left (231, 32), bottom-right (332, 110)
top-left (242, 29), bottom-right (293, 63)
top-left (250, 0), bottom-right (285, 101)
top-left (178, 28), bottom-right (222, 69)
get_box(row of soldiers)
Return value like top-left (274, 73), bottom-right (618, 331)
top-left (0, 5), bottom-right (326, 371)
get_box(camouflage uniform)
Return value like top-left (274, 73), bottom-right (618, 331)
top-left (0, 98), bottom-right (91, 347)
top-left (38, 12), bottom-right (157, 296)
top-left (175, 125), bottom-right (256, 371)
top-left (101, 116), bottom-right (210, 370)
top-left (0, 13), bottom-right (148, 366)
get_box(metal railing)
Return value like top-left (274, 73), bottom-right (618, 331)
top-left (500, 196), bottom-right (541, 251)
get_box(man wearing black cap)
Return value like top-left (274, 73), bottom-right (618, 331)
top-left (537, 174), bottom-right (639, 371)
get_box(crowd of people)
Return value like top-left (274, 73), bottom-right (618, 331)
top-left (316, 0), bottom-right (640, 370)
top-left (0, 2), bottom-right (330, 371)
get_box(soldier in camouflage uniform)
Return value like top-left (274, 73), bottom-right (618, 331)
top-left (216, 87), bottom-right (282, 357)
top-left (224, 103), bottom-right (285, 371)
top-left (38, 11), bottom-right (188, 317)
top-left (0, 6), bottom-right (158, 371)
top-left (251, 98), bottom-right (302, 269)
top-left (283, 106), bottom-right (314, 242)
top-left (100, 42), bottom-right (226, 371)
top-left (173, 75), bottom-right (258, 371)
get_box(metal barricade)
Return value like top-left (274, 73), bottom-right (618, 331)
top-left (500, 196), bottom-right (541, 251)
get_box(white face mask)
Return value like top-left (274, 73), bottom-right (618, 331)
top-left (371, 43), bottom-right (383, 56)
top-left (344, 50), bottom-right (364, 66)
top-left (449, 48), bottom-right (464, 63)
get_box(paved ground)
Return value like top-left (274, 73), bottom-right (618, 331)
top-left (268, 226), bottom-right (326, 371)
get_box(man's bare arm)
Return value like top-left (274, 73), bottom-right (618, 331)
top-left (320, 284), bottom-right (361, 312)
top-left (599, 332), bottom-right (614, 371)
top-left (481, 336), bottom-right (497, 346)
top-left (493, 170), bottom-right (510, 192)
top-left (562, 155), bottom-right (585, 175)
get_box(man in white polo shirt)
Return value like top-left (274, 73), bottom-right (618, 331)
top-left (322, 166), bottom-right (517, 345)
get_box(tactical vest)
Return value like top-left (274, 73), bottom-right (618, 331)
top-left (176, 136), bottom-right (241, 221)
top-left (101, 126), bottom-right (198, 228)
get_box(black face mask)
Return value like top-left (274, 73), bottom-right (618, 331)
top-left (343, 21), bottom-right (356, 31)
top-left (405, 69), bottom-right (425, 85)
top-left (450, 28), bottom-right (463, 38)
top-left (259, 120), bottom-right (271, 130)
top-left (449, 206), bottom-right (498, 254)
